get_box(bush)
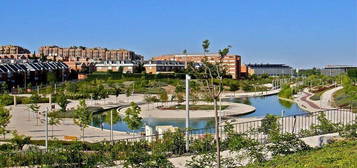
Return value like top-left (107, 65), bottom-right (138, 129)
top-left (339, 123), bottom-right (357, 138)
top-left (259, 114), bottom-right (280, 136)
top-left (278, 85), bottom-right (293, 99)
top-left (190, 134), bottom-right (215, 154)
top-left (0, 143), bottom-right (14, 151)
top-left (312, 112), bottom-right (341, 134)
top-left (162, 129), bottom-right (186, 155)
top-left (10, 132), bottom-right (31, 150)
top-left (185, 152), bottom-right (237, 168)
top-left (268, 133), bottom-right (311, 156)
top-left (0, 94), bottom-right (13, 106)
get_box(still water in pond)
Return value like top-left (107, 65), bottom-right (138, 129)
top-left (92, 95), bottom-right (307, 132)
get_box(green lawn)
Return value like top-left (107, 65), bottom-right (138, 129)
top-left (158, 104), bottom-right (229, 110)
top-left (245, 140), bottom-right (357, 168)
top-left (333, 88), bottom-right (357, 109)
top-left (310, 90), bottom-right (327, 101)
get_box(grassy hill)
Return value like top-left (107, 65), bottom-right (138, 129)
top-left (245, 139), bottom-right (357, 168)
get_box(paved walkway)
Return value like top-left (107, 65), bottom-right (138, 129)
top-left (301, 91), bottom-right (320, 109)
top-left (294, 86), bottom-right (343, 112)
top-left (136, 101), bottom-right (256, 119)
top-left (222, 89), bottom-right (280, 98)
top-left (5, 94), bottom-right (148, 142)
top-left (320, 86), bottom-right (343, 109)
top-left (6, 104), bottom-right (133, 143)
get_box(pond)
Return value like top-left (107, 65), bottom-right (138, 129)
top-left (92, 95), bottom-right (307, 133)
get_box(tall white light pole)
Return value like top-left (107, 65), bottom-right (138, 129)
top-left (110, 109), bottom-right (113, 143)
top-left (45, 107), bottom-right (49, 151)
top-left (185, 74), bottom-right (191, 152)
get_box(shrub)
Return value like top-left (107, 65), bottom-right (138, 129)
top-left (185, 152), bottom-right (237, 168)
top-left (121, 140), bottom-right (173, 168)
top-left (0, 94), bottom-right (13, 106)
top-left (10, 132), bottom-right (31, 150)
top-left (339, 123), bottom-right (357, 138)
top-left (278, 85), bottom-right (293, 99)
top-left (259, 114), bottom-right (280, 136)
top-left (312, 112), bottom-right (340, 134)
top-left (190, 134), bottom-right (215, 154)
top-left (162, 129), bottom-right (186, 155)
top-left (268, 133), bottom-right (311, 156)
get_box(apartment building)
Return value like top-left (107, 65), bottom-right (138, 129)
top-left (321, 65), bottom-right (357, 76)
top-left (96, 60), bottom-right (139, 73)
top-left (144, 60), bottom-right (184, 74)
top-left (38, 46), bottom-right (143, 62)
top-left (247, 64), bottom-right (293, 76)
top-left (0, 45), bottom-right (33, 59)
top-left (38, 46), bottom-right (143, 72)
top-left (0, 61), bottom-right (70, 89)
top-left (152, 53), bottom-right (242, 79)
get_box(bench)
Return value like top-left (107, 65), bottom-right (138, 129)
top-left (64, 136), bottom-right (78, 141)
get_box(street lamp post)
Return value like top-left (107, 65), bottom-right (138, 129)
top-left (110, 109), bottom-right (113, 143)
top-left (185, 74), bottom-right (191, 152)
top-left (45, 107), bottom-right (49, 151)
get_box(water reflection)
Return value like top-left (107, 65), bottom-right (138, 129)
top-left (226, 97), bottom-right (251, 105)
top-left (279, 99), bottom-right (293, 109)
top-left (223, 95), bottom-right (306, 118)
top-left (98, 118), bottom-right (215, 133)
top-left (92, 95), bottom-right (306, 132)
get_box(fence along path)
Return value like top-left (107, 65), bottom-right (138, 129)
top-left (115, 108), bottom-right (356, 145)
top-left (223, 108), bottom-right (356, 143)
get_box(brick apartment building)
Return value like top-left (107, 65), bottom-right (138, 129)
top-left (38, 46), bottom-right (143, 71)
top-left (38, 46), bottom-right (143, 62)
top-left (0, 45), bottom-right (33, 59)
top-left (152, 53), bottom-right (242, 79)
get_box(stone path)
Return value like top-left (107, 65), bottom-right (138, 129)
top-left (222, 89), bottom-right (280, 98)
top-left (320, 86), bottom-right (343, 109)
top-left (301, 91), bottom-right (320, 109)
top-left (136, 101), bottom-right (256, 119)
top-left (5, 94), bottom-right (148, 143)
top-left (295, 86), bottom-right (343, 112)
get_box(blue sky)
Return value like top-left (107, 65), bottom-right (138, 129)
top-left (0, 0), bottom-right (356, 68)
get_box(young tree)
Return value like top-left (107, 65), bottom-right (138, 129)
top-left (229, 81), bottom-right (239, 96)
top-left (0, 82), bottom-right (8, 94)
top-left (177, 93), bottom-right (184, 105)
top-left (56, 93), bottom-right (69, 112)
top-left (29, 103), bottom-right (40, 125)
top-left (47, 71), bottom-right (57, 84)
top-left (73, 100), bottom-right (92, 141)
top-left (48, 112), bottom-right (62, 137)
top-left (125, 88), bottom-right (132, 102)
top-left (114, 87), bottom-right (121, 103)
top-left (159, 90), bottom-right (169, 106)
top-left (144, 94), bottom-right (153, 110)
top-left (123, 102), bottom-right (143, 131)
top-left (190, 40), bottom-right (230, 167)
top-left (0, 106), bottom-right (11, 139)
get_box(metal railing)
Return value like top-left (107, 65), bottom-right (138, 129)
top-left (114, 108), bottom-right (356, 153)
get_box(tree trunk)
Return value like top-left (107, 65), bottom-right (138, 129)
top-left (52, 125), bottom-right (54, 138)
top-left (82, 128), bottom-right (85, 141)
top-left (214, 98), bottom-right (221, 168)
